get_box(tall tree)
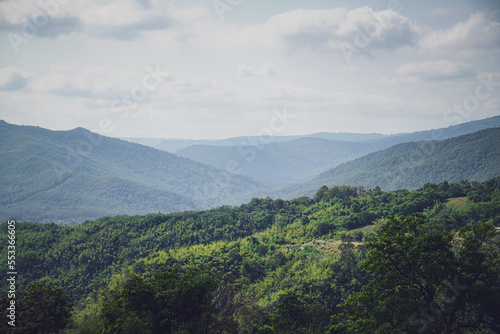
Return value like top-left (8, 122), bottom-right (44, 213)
top-left (0, 281), bottom-right (73, 333)
top-left (99, 267), bottom-right (232, 334)
top-left (333, 214), bottom-right (500, 334)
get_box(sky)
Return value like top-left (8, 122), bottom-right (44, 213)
top-left (0, 0), bottom-right (499, 139)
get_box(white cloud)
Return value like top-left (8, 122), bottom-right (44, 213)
top-left (4, 64), bottom-right (253, 117)
top-left (129, 6), bottom-right (423, 55)
top-left (0, 2), bottom-right (498, 139)
top-left (263, 83), bottom-right (406, 110)
top-left (377, 75), bottom-right (417, 86)
top-left (244, 7), bottom-right (421, 55)
top-left (0, 67), bottom-right (33, 91)
top-left (419, 12), bottom-right (500, 57)
top-left (80, 0), bottom-right (174, 40)
top-left (29, 65), bottom-right (145, 99)
top-left (236, 64), bottom-right (255, 76)
top-left (256, 63), bottom-right (277, 76)
top-left (0, 0), bottom-right (210, 41)
top-left (378, 60), bottom-right (476, 85)
top-left (341, 65), bottom-right (359, 72)
top-left (264, 84), bottom-right (331, 102)
top-left (237, 63), bottom-right (277, 77)
top-left (0, 62), bottom-right (413, 137)
top-left (0, 0), bottom-right (84, 37)
top-left (2, 2), bottom-right (496, 61)
top-left (397, 60), bottom-right (475, 80)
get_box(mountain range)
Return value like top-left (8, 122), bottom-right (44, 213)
top-left (268, 127), bottom-right (500, 200)
top-left (0, 121), bottom-right (262, 224)
top-left (126, 116), bottom-right (500, 186)
top-left (1, 116), bottom-right (499, 224)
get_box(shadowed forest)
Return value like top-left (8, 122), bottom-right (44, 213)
top-left (1, 178), bottom-right (499, 333)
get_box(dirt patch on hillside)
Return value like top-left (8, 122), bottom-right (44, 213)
top-left (283, 240), bottom-right (364, 254)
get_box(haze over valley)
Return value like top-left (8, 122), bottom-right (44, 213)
top-left (1, 1), bottom-right (499, 333)
top-left (1, 116), bottom-right (499, 224)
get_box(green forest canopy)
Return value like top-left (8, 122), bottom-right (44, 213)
top-left (1, 178), bottom-right (499, 333)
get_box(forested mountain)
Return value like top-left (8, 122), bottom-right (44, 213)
top-left (0, 121), bottom-right (264, 224)
top-left (1, 178), bottom-right (499, 333)
top-left (123, 116), bottom-right (500, 154)
top-left (169, 116), bottom-right (500, 187)
top-left (369, 115), bottom-right (500, 147)
top-left (176, 138), bottom-right (371, 185)
top-left (2, 117), bottom-right (499, 224)
top-left (123, 132), bottom-right (387, 153)
top-left (270, 128), bottom-right (500, 200)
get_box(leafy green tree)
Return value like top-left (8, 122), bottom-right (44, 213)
top-left (99, 267), bottom-right (224, 334)
top-left (0, 281), bottom-right (73, 333)
top-left (256, 324), bottom-right (276, 334)
top-left (100, 273), bottom-right (155, 334)
top-left (268, 290), bottom-right (328, 334)
top-left (334, 214), bottom-right (500, 333)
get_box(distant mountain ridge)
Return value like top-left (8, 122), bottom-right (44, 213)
top-left (169, 116), bottom-right (500, 186)
top-left (2, 116), bottom-right (499, 224)
top-left (0, 121), bottom-right (263, 223)
top-left (367, 116), bottom-right (500, 148)
top-left (176, 137), bottom-right (371, 186)
top-left (123, 116), bottom-right (500, 152)
top-left (268, 127), bottom-right (500, 200)
top-left (122, 132), bottom-right (387, 153)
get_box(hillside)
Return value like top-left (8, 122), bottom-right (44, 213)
top-left (0, 121), bottom-right (264, 223)
top-left (123, 115), bottom-right (500, 154)
top-left (1, 178), bottom-right (499, 333)
top-left (123, 132), bottom-right (388, 153)
top-left (369, 115), bottom-right (500, 147)
top-left (166, 116), bottom-right (500, 187)
top-left (274, 128), bottom-right (500, 199)
top-left (4, 179), bottom-right (497, 301)
top-left (2, 117), bottom-right (499, 223)
top-left (176, 138), bottom-right (370, 185)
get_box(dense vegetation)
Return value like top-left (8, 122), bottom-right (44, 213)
top-left (275, 127), bottom-right (500, 200)
top-left (176, 138), bottom-right (370, 186)
top-left (334, 214), bottom-right (500, 333)
top-left (2, 119), bottom-right (499, 224)
top-left (1, 281), bottom-right (73, 333)
top-left (142, 116), bottom-right (500, 186)
top-left (1, 178), bottom-right (499, 333)
top-left (0, 120), bottom-right (263, 223)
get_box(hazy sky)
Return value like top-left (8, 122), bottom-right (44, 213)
top-left (0, 0), bottom-right (499, 139)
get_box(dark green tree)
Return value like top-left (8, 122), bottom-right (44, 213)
top-left (267, 290), bottom-right (328, 334)
top-left (334, 214), bottom-right (500, 334)
top-left (99, 267), bottom-right (226, 334)
top-left (100, 273), bottom-right (155, 334)
top-left (0, 281), bottom-right (73, 333)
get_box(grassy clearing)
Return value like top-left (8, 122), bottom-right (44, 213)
top-left (446, 197), bottom-right (469, 210)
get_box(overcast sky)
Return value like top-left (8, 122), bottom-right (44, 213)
top-left (0, 0), bottom-right (499, 139)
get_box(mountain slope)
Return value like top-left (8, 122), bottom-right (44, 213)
top-left (368, 115), bottom-right (500, 148)
top-left (123, 132), bottom-right (387, 153)
top-left (173, 116), bottom-right (500, 187)
top-left (0, 121), bottom-right (263, 223)
top-left (176, 138), bottom-right (371, 185)
top-left (274, 128), bottom-right (500, 199)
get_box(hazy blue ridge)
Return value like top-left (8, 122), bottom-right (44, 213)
top-left (171, 116), bottom-right (500, 187)
top-left (0, 120), bottom-right (265, 224)
top-left (268, 127), bottom-right (500, 200)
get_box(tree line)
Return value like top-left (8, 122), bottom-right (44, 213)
top-left (1, 178), bottom-right (499, 333)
